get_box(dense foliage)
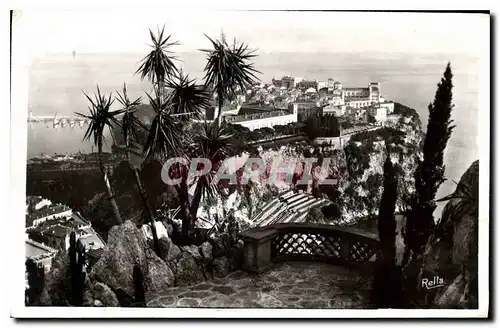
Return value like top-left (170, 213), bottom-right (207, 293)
top-left (304, 114), bottom-right (340, 139)
top-left (69, 231), bottom-right (86, 306)
top-left (393, 102), bottom-right (420, 120)
top-left (201, 33), bottom-right (260, 122)
top-left (25, 259), bottom-right (45, 306)
top-left (373, 151), bottom-right (401, 307)
top-left (404, 63), bottom-right (455, 267)
top-left (342, 125), bottom-right (418, 221)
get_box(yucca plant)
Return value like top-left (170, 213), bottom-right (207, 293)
top-left (116, 83), bottom-right (161, 255)
top-left (136, 26), bottom-right (179, 98)
top-left (435, 175), bottom-right (479, 221)
top-left (200, 34), bottom-right (260, 124)
top-left (76, 85), bottom-right (124, 224)
top-left (166, 70), bottom-right (212, 119)
top-left (142, 88), bottom-right (184, 161)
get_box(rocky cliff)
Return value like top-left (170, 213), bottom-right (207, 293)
top-left (195, 103), bottom-right (423, 229)
top-left (339, 116), bottom-right (422, 224)
top-left (40, 220), bottom-right (243, 306)
top-left (416, 160), bottom-right (479, 308)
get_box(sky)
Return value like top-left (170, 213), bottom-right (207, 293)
top-left (15, 10), bottom-right (488, 59)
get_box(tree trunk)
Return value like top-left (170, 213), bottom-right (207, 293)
top-left (125, 140), bottom-right (161, 255)
top-left (217, 93), bottom-right (223, 125)
top-left (98, 141), bottom-right (122, 224)
top-left (158, 79), bottom-right (164, 99)
top-left (189, 180), bottom-right (203, 222)
top-left (176, 166), bottom-right (194, 244)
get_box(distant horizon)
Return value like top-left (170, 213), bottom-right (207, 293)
top-left (35, 50), bottom-right (479, 58)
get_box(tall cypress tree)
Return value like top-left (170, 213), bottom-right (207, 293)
top-left (69, 231), bottom-right (85, 306)
top-left (403, 62), bottom-right (455, 266)
top-left (378, 150), bottom-right (398, 266)
top-left (373, 149), bottom-right (399, 307)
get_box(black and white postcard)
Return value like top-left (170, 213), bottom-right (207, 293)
top-left (9, 8), bottom-right (490, 318)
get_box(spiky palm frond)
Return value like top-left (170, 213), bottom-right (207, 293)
top-left (200, 34), bottom-right (260, 107)
top-left (142, 89), bottom-right (184, 160)
top-left (136, 26), bottom-right (180, 85)
top-left (165, 71), bottom-right (211, 119)
top-left (435, 176), bottom-right (479, 220)
top-left (76, 86), bottom-right (124, 148)
top-left (192, 121), bottom-right (235, 200)
top-left (115, 83), bottom-right (144, 145)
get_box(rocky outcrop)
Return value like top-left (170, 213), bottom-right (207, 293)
top-left (171, 251), bottom-right (205, 286)
top-left (90, 281), bottom-right (120, 307)
top-left (154, 237), bottom-right (181, 262)
top-left (90, 220), bottom-right (175, 303)
top-left (213, 256), bottom-right (231, 278)
top-left (38, 218), bottom-right (244, 307)
top-left (418, 160), bottom-right (479, 308)
top-left (199, 241), bottom-right (213, 261)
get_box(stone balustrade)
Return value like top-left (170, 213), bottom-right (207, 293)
top-left (240, 223), bottom-right (379, 273)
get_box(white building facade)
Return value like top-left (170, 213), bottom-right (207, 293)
top-left (224, 106), bottom-right (298, 131)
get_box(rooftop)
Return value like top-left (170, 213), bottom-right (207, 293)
top-left (27, 204), bottom-right (71, 221)
top-left (87, 248), bottom-right (104, 260)
top-left (224, 110), bottom-right (293, 123)
top-left (343, 87), bottom-right (369, 91)
top-left (239, 103), bottom-right (276, 114)
top-left (66, 212), bottom-right (90, 229)
top-left (294, 100), bottom-right (316, 104)
top-left (42, 224), bottom-right (72, 238)
top-left (345, 97), bottom-right (371, 102)
top-left (78, 232), bottom-right (105, 250)
top-left (25, 239), bottom-right (57, 258)
top-left (29, 211), bottom-right (90, 232)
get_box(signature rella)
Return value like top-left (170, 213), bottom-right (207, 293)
top-left (160, 157), bottom-right (340, 186)
top-left (421, 277), bottom-right (445, 290)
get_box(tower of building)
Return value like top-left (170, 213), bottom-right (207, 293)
top-left (369, 82), bottom-right (381, 103)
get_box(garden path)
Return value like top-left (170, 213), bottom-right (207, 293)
top-left (147, 261), bottom-right (374, 308)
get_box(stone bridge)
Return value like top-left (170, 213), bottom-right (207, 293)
top-left (147, 223), bottom-right (380, 309)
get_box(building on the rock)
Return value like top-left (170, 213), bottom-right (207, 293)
top-left (376, 101), bottom-right (395, 114)
top-left (272, 75), bottom-right (296, 89)
top-left (38, 224), bottom-right (72, 250)
top-left (322, 104), bottom-right (346, 117)
top-left (341, 82), bottom-right (382, 108)
top-left (26, 203), bottom-right (72, 228)
top-left (224, 103), bottom-right (297, 131)
top-left (25, 239), bottom-right (57, 273)
top-left (374, 105), bottom-right (388, 123)
top-left (297, 80), bottom-right (318, 91)
top-left (293, 101), bottom-right (321, 121)
top-left (26, 196), bottom-right (52, 213)
top-left (317, 78), bottom-right (336, 92)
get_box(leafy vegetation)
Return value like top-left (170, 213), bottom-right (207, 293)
top-left (403, 63), bottom-right (455, 284)
top-left (373, 151), bottom-right (401, 307)
top-left (69, 231), bottom-right (86, 306)
top-left (76, 87), bottom-right (125, 224)
top-left (25, 259), bottom-right (45, 306)
top-left (304, 114), bottom-right (340, 139)
top-left (201, 33), bottom-right (260, 123)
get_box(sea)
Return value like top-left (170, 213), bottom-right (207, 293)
top-left (26, 52), bottom-right (480, 217)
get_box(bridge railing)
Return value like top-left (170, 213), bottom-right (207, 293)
top-left (239, 223), bottom-right (379, 273)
